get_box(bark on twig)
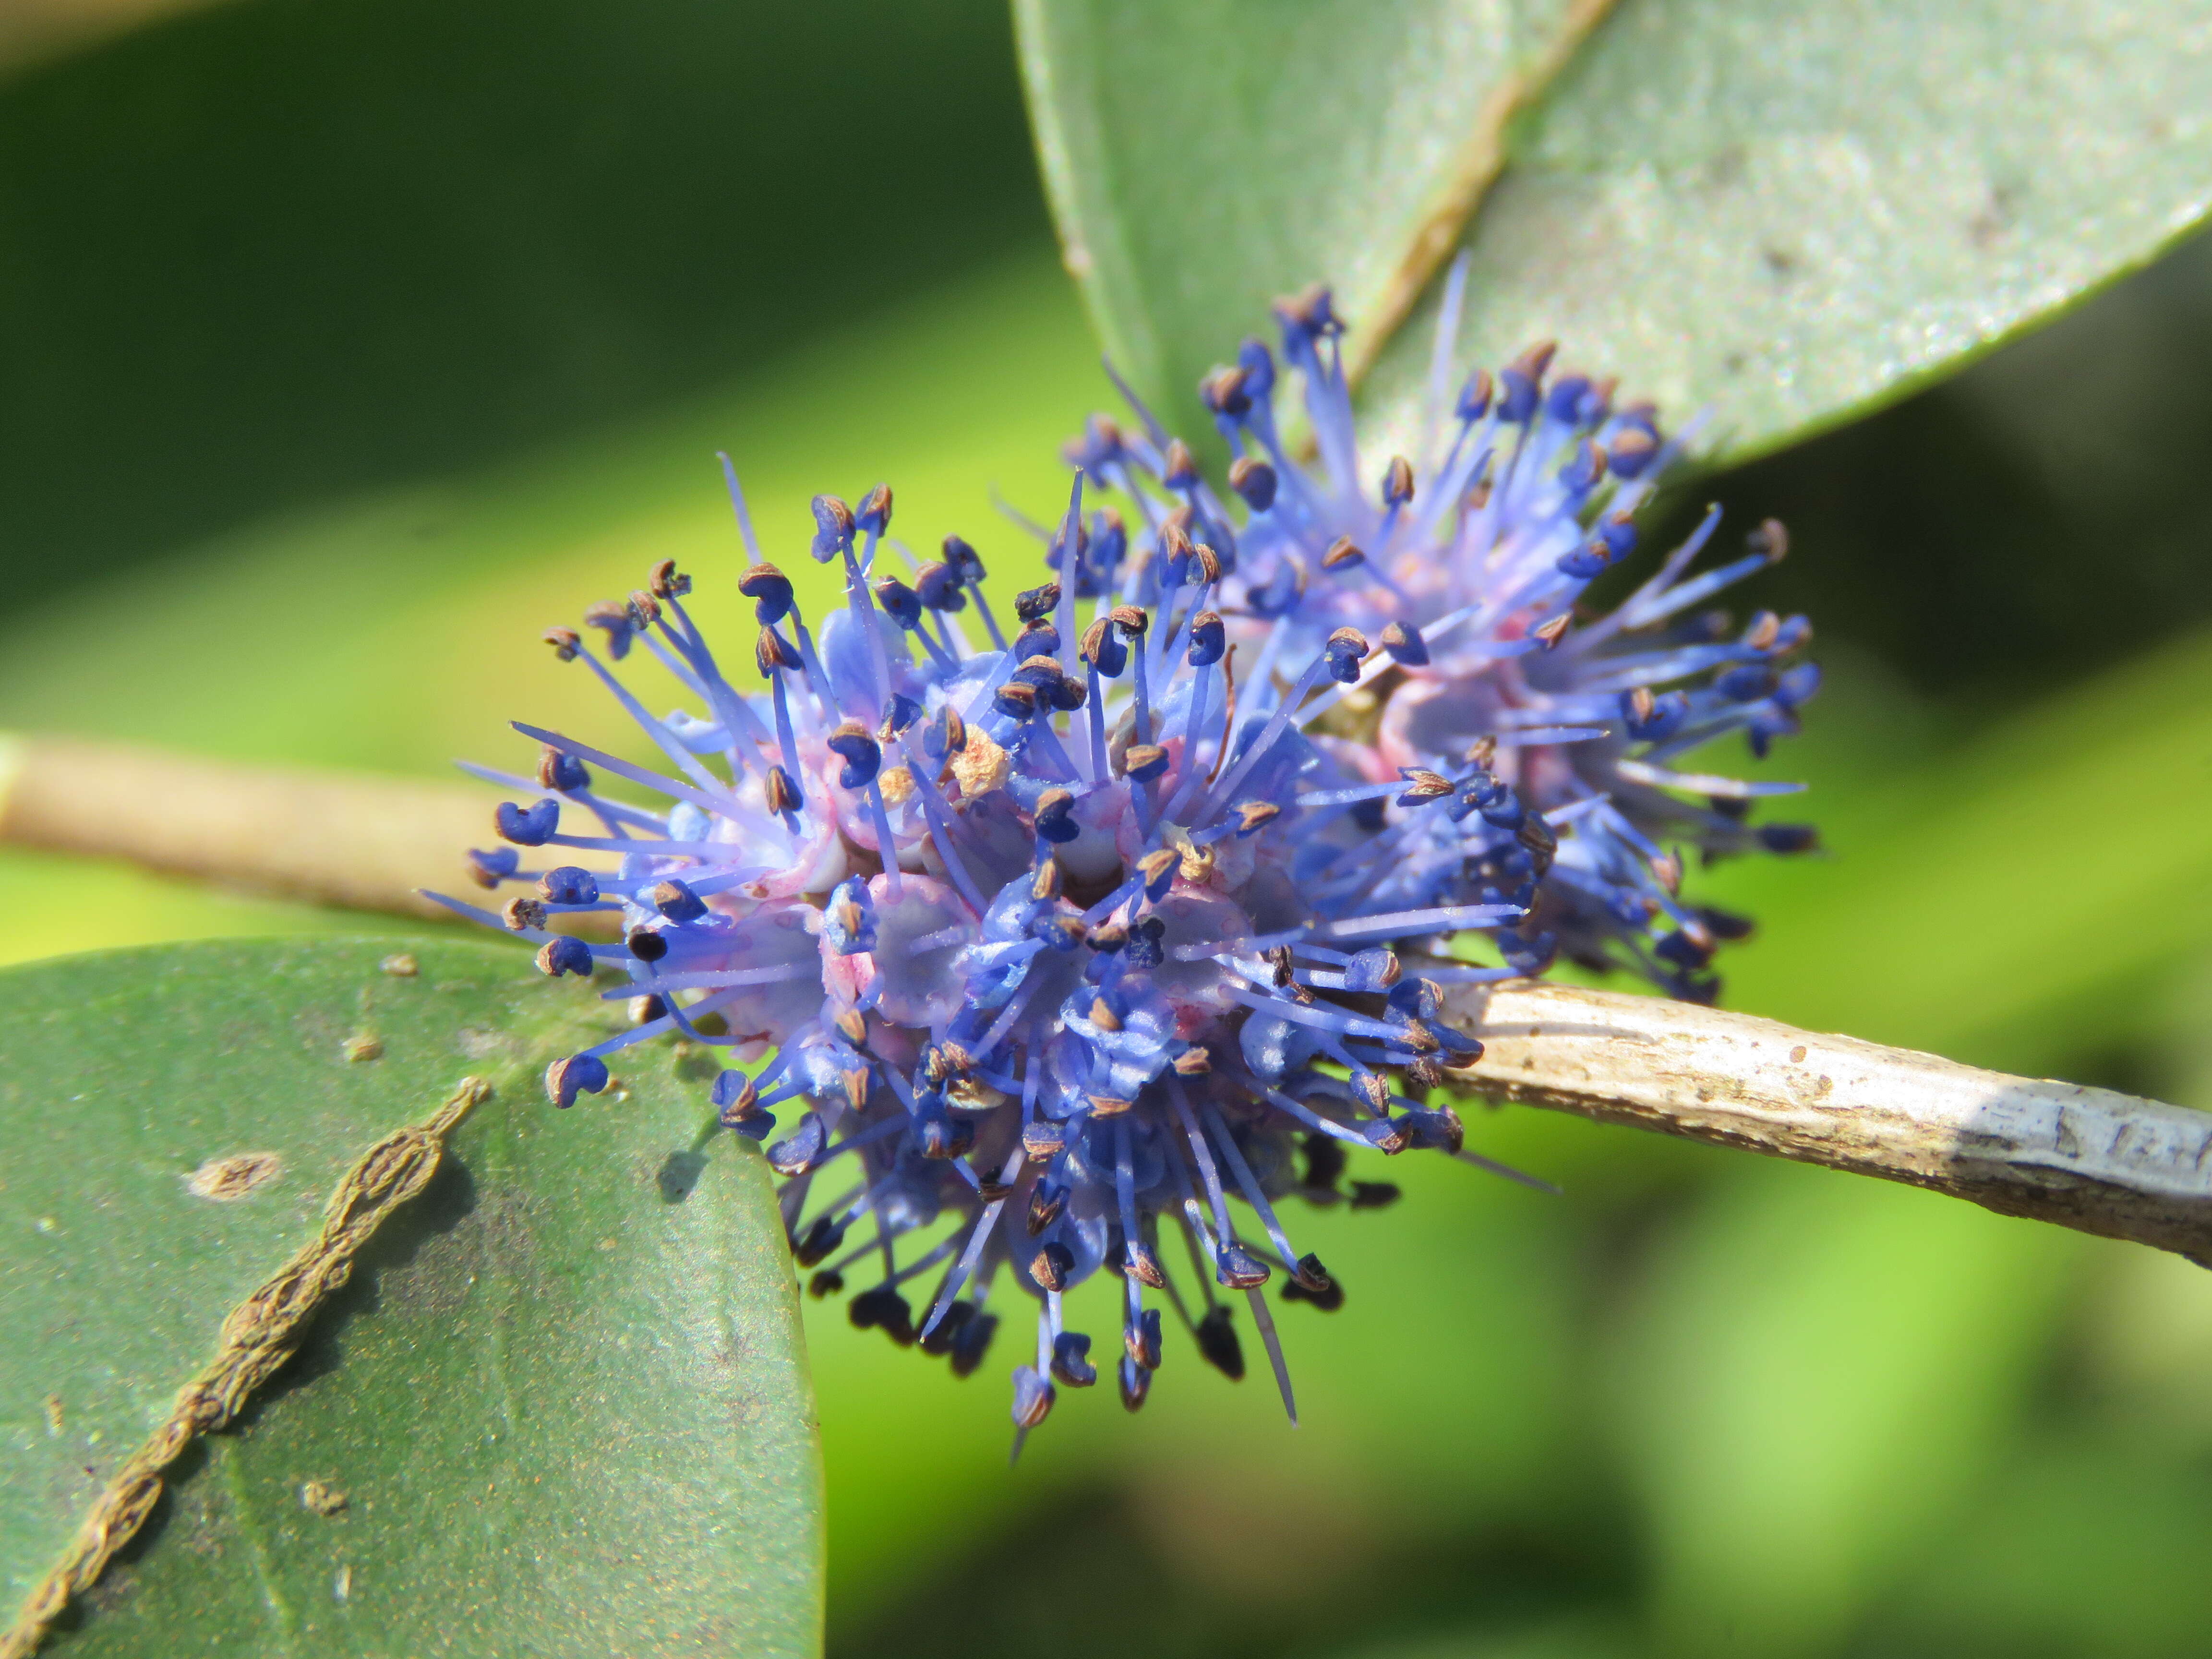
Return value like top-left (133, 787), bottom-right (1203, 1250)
top-left (1442, 981), bottom-right (2212, 1266)
top-left (0, 733), bottom-right (495, 921)
top-left (7, 733), bottom-right (2209, 1264)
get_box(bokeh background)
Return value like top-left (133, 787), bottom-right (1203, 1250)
top-left (5, 2), bottom-right (2212, 1655)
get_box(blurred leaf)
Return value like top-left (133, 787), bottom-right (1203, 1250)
top-left (1363, 0), bottom-right (2212, 463)
top-left (1875, 1431), bottom-right (2212, 1656)
top-left (1610, 1164), bottom-right (2080, 1655)
top-left (0, 0), bottom-right (1042, 610)
top-left (0, 0), bottom-right (230, 77)
top-left (1, 938), bottom-right (819, 1656)
top-left (1698, 626), bottom-right (2212, 1075)
top-left (1015, 0), bottom-right (1611, 421)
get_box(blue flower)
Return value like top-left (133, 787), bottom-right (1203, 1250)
top-left (1061, 257), bottom-right (1819, 1003)
top-left (431, 246), bottom-right (1817, 1447)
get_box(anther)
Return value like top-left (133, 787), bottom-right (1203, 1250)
top-left (1172, 1046), bottom-right (1212, 1076)
top-left (653, 880), bottom-right (707, 923)
top-left (1014, 582), bottom-right (1060, 623)
top-left (913, 560), bottom-right (962, 612)
top-left (1136, 847), bottom-right (1179, 898)
top-left (1123, 743), bottom-right (1169, 781)
top-left (1031, 1242), bottom-right (1075, 1293)
top-left (756, 625), bottom-right (802, 676)
top-left (1157, 520), bottom-right (1194, 576)
top-left (582, 599), bottom-right (635, 659)
top-left (1052, 1332), bottom-right (1098, 1388)
top-left (1282, 1254), bottom-right (1345, 1311)
top-left (1380, 620), bottom-right (1429, 666)
top-left (878, 692), bottom-right (922, 741)
top-left (535, 936), bottom-right (593, 977)
top-left (1188, 611), bottom-right (1226, 667)
top-left (1200, 364), bottom-right (1250, 416)
top-left (1749, 518), bottom-right (1789, 562)
top-left (1532, 613), bottom-right (1572, 648)
top-left (1456, 367), bottom-right (1493, 421)
top-left (543, 626), bottom-right (582, 661)
top-left (1022, 1119), bottom-right (1066, 1163)
top-left (1031, 857), bottom-right (1063, 901)
top-left (873, 577), bottom-right (923, 630)
top-left (1381, 455), bottom-right (1414, 506)
top-left (1320, 535), bottom-right (1365, 573)
top-left (1228, 455), bottom-right (1278, 512)
top-left (495, 799), bottom-right (560, 846)
top-left (765, 766), bottom-right (801, 815)
top-left (467, 847), bottom-right (519, 888)
top-left (855, 482), bottom-right (893, 534)
top-left (545, 1053), bottom-right (609, 1108)
top-left (1087, 1094), bottom-right (1132, 1116)
top-left (1161, 438), bottom-right (1201, 489)
top-left (1232, 800), bottom-right (1279, 836)
top-left (737, 563), bottom-right (795, 623)
top-left (1087, 997), bottom-right (1123, 1033)
top-left (809, 494), bottom-right (855, 562)
top-left (1323, 627), bottom-right (1369, 683)
top-left (538, 747), bottom-right (590, 793)
top-left (826, 721), bottom-right (882, 787)
top-left (1125, 1245), bottom-right (1167, 1294)
top-left (649, 558), bottom-right (690, 599)
top-left (1110, 604), bottom-right (1149, 636)
top-left (942, 534), bottom-right (987, 583)
top-left (625, 926), bottom-right (668, 962)
top-left (1348, 1180), bottom-right (1401, 1209)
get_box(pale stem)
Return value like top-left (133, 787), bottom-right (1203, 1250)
top-left (4, 733), bottom-right (2207, 1264)
top-left (1441, 981), bottom-right (2212, 1267)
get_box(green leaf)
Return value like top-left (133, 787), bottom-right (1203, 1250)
top-left (1368, 0), bottom-right (2212, 461)
top-left (1610, 1163), bottom-right (2079, 1652)
top-left (0, 937), bottom-right (820, 1657)
top-left (1698, 625), bottom-right (2212, 1076)
top-left (1022, 0), bottom-right (2212, 465)
top-left (1015, 0), bottom-right (1614, 421)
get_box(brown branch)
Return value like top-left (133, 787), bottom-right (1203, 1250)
top-left (7, 735), bottom-right (2208, 1264)
top-left (0, 733), bottom-right (495, 921)
top-left (1442, 981), bottom-right (2212, 1266)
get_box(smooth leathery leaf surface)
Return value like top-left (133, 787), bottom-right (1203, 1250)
top-left (1024, 0), bottom-right (2212, 469)
top-left (1015, 0), bottom-right (1611, 425)
top-left (0, 937), bottom-right (820, 1657)
top-left (1358, 0), bottom-right (2212, 463)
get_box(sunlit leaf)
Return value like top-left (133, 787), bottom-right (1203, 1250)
top-left (1022, 0), bottom-right (2212, 464)
top-left (1362, 0), bottom-right (2212, 461)
top-left (1015, 0), bottom-right (1612, 420)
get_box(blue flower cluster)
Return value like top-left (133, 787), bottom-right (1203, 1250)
top-left (434, 268), bottom-right (1815, 1444)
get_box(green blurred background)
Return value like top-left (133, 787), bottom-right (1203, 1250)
top-left (4, 1), bottom-right (2212, 1654)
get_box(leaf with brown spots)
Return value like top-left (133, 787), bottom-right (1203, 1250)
top-left (0, 938), bottom-right (819, 1658)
